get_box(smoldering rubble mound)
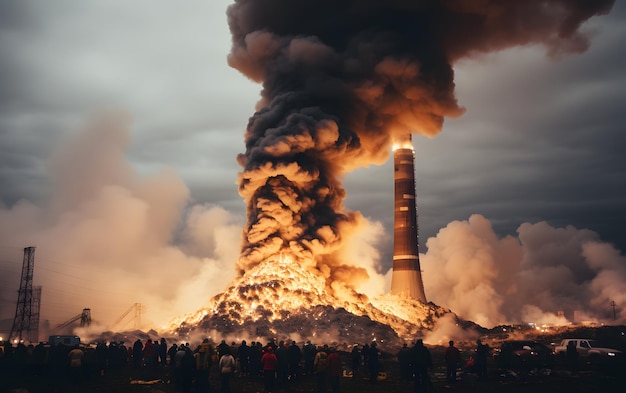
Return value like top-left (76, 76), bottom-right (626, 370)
top-left (179, 304), bottom-right (400, 345)
top-left (168, 260), bottom-right (471, 346)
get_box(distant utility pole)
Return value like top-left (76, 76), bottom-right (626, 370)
top-left (31, 286), bottom-right (42, 343)
top-left (9, 247), bottom-right (39, 343)
top-left (134, 303), bottom-right (143, 329)
top-left (80, 308), bottom-right (92, 327)
top-left (610, 300), bottom-right (616, 321)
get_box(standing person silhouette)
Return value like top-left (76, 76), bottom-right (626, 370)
top-left (367, 342), bottom-right (380, 384)
top-left (444, 340), bottom-right (461, 384)
top-left (566, 340), bottom-right (579, 375)
top-left (413, 339), bottom-right (432, 393)
top-left (328, 347), bottom-right (341, 393)
top-left (350, 344), bottom-right (361, 377)
top-left (314, 345), bottom-right (329, 393)
top-left (219, 348), bottom-right (236, 393)
top-left (475, 339), bottom-right (489, 381)
top-left (261, 346), bottom-right (278, 393)
top-left (397, 343), bottom-right (412, 381)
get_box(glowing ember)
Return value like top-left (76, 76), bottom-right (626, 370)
top-left (169, 259), bottom-right (457, 344)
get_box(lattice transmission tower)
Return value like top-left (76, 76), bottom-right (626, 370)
top-left (9, 246), bottom-right (40, 343)
top-left (31, 286), bottom-right (42, 343)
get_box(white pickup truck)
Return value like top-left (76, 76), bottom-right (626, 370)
top-left (554, 339), bottom-right (622, 364)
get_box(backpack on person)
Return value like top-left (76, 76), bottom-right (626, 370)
top-left (315, 352), bottom-right (328, 373)
top-left (195, 344), bottom-right (214, 370)
top-left (220, 353), bottom-right (235, 374)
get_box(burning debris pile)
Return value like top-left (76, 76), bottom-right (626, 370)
top-left (170, 259), bottom-right (456, 345)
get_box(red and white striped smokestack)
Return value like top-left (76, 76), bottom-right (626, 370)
top-left (390, 134), bottom-right (427, 303)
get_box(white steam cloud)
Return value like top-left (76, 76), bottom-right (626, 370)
top-left (421, 214), bottom-right (626, 327)
top-left (0, 112), bottom-right (242, 331)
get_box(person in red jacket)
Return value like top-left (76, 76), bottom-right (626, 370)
top-left (142, 339), bottom-right (155, 367)
top-left (261, 346), bottom-right (278, 393)
top-left (327, 347), bottom-right (342, 393)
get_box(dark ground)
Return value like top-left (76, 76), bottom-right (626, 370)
top-left (1, 347), bottom-right (624, 393)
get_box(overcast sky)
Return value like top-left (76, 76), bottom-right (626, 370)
top-left (1, 1), bottom-right (625, 333)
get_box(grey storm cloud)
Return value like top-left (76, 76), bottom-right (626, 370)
top-left (0, 0), bottom-right (256, 207)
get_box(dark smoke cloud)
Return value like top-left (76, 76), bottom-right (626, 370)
top-left (227, 0), bottom-right (615, 286)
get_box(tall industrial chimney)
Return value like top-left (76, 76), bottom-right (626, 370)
top-left (390, 134), bottom-right (427, 303)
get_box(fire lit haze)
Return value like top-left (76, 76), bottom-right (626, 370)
top-left (1, 0), bottom-right (625, 343)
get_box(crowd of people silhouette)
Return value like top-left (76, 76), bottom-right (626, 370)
top-left (2, 336), bottom-right (458, 392)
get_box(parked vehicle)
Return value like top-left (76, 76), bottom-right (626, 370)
top-left (48, 335), bottom-right (81, 347)
top-left (554, 339), bottom-right (623, 365)
top-left (494, 340), bottom-right (555, 371)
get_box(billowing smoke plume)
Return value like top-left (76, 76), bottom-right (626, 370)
top-left (422, 214), bottom-right (626, 327)
top-left (227, 0), bottom-right (615, 288)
